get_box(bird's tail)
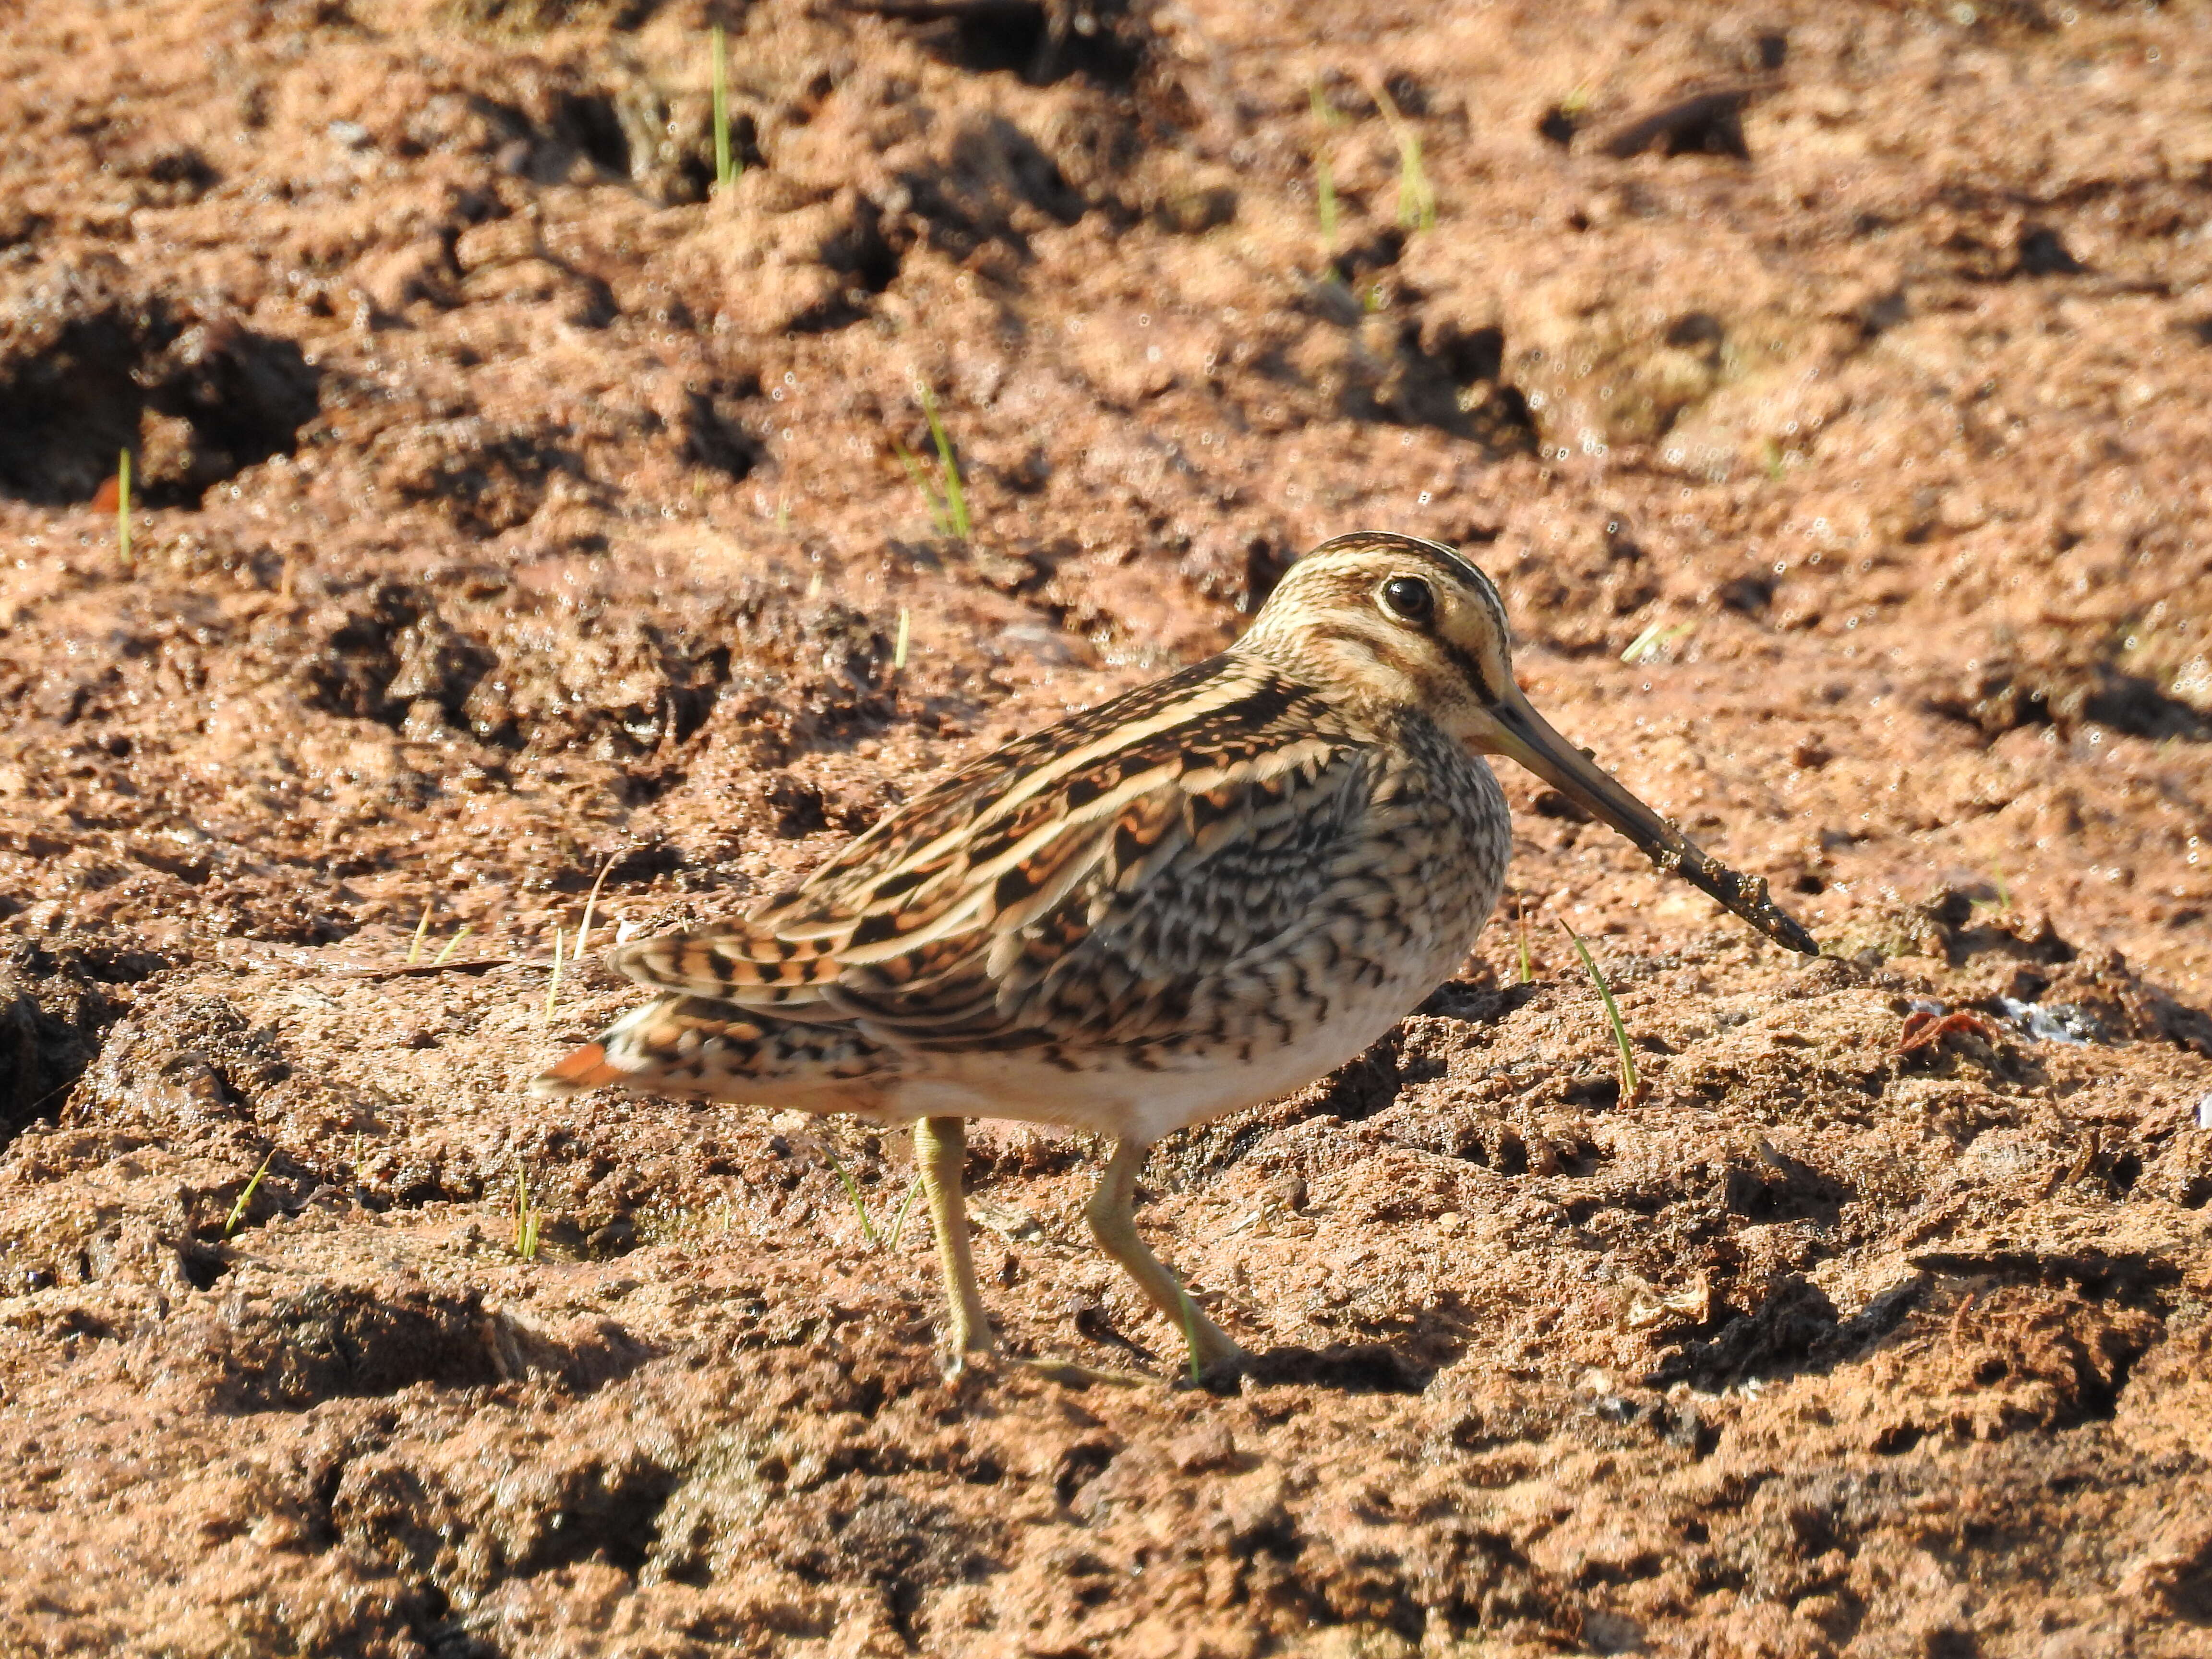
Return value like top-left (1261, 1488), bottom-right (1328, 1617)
top-left (529, 1040), bottom-right (628, 1099)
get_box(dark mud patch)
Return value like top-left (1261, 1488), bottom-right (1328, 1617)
top-left (0, 277), bottom-right (318, 506)
top-left (0, 932), bottom-right (170, 1144)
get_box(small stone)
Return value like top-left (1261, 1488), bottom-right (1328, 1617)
top-left (1168, 1421), bottom-right (1237, 1475)
top-left (454, 218), bottom-right (541, 273)
top-left (1938, 490), bottom-right (1989, 533)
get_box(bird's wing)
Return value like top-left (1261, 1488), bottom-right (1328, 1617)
top-left (603, 653), bottom-right (1377, 1052)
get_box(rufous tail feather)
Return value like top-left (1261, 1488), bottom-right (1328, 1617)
top-left (529, 1041), bottom-right (625, 1098)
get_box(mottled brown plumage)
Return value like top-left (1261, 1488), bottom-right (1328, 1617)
top-left (535, 531), bottom-right (1815, 1378)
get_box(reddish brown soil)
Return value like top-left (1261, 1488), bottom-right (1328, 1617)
top-left (4, 1), bottom-right (2212, 1654)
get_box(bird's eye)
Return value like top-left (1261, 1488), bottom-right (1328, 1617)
top-left (1378, 575), bottom-right (1435, 625)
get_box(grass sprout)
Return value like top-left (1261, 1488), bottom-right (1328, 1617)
top-left (893, 606), bottom-right (911, 670)
top-left (224, 1150), bottom-right (275, 1239)
top-left (1176, 1285), bottom-right (1203, 1384)
top-left (407, 900), bottom-right (433, 964)
top-left (575, 855), bottom-right (617, 962)
top-left (889, 385), bottom-right (977, 535)
top-left (1309, 84), bottom-right (1343, 246)
top-left (886, 1171), bottom-right (923, 1249)
top-left (543, 925), bottom-right (566, 1022)
top-left (1515, 900), bottom-right (1534, 984)
top-left (922, 385), bottom-right (970, 539)
top-left (818, 1146), bottom-right (880, 1246)
top-left (1560, 921), bottom-right (1639, 1101)
top-left (1369, 79), bottom-right (1436, 232)
top-left (1971, 867), bottom-right (2015, 914)
top-left (892, 388), bottom-right (972, 541)
top-left (891, 438), bottom-right (947, 533)
top-left (1620, 619), bottom-right (1696, 665)
top-left (432, 924), bottom-right (473, 965)
top-left (710, 24), bottom-right (738, 190)
top-left (116, 449), bottom-right (133, 565)
top-left (511, 1163), bottom-right (541, 1260)
top-left (893, 400), bottom-right (973, 535)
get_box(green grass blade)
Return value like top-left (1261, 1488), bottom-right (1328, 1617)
top-left (820, 1147), bottom-right (879, 1245)
top-left (432, 923), bottom-right (473, 965)
top-left (1398, 135), bottom-right (1435, 231)
top-left (1370, 79), bottom-right (1436, 232)
top-left (511, 1164), bottom-right (541, 1259)
top-left (920, 386), bottom-right (969, 540)
top-left (1561, 922), bottom-right (1638, 1098)
top-left (1176, 1285), bottom-right (1203, 1384)
top-left (1620, 620), bottom-right (1695, 665)
top-left (575, 854), bottom-right (616, 962)
top-left (117, 449), bottom-right (132, 566)
top-left (890, 437), bottom-right (951, 536)
top-left (224, 1150), bottom-right (275, 1239)
top-left (885, 1171), bottom-right (923, 1249)
top-left (1307, 85), bottom-right (1341, 247)
top-left (542, 924), bottom-right (565, 1021)
top-left (711, 24), bottom-right (733, 190)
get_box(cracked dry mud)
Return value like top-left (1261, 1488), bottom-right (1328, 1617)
top-left (2, 1), bottom-right (2211, 1655)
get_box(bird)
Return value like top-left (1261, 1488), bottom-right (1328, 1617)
top-left (533, 531), bottom-right (1817, 1382)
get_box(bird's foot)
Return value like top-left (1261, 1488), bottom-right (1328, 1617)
top-left (1179, 1343), bottom-right (1252, 1394)
top-left (938, 1340), bottom-right (997, 1385)
top-left (1011, 1355), bottom-right (1152, 1388)
top-left (940, 1345), bottom-right (1149, 1388)
top-left (942, 1347), bottom-right (1226, 1389)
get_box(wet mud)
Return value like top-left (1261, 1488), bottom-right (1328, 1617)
top-left (2, 1), bottom-right (2210, 1654)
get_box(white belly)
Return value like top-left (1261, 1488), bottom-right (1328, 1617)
top-left (883, 933), bottom-right (1463, 1146)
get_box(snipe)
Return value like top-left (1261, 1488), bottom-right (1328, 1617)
top-left (535, 532), bottom-right (1816, 1380)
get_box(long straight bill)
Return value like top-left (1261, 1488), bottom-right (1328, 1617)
top-left (1486, 692), bottom-right (1819, 955)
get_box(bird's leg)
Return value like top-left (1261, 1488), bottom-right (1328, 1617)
top-left (914, 1115), bottom-right (994, 1369)
top-left (1085, 1138), bottom-right (1248, 1382)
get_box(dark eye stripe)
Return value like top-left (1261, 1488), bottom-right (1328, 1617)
top-left (1440, 638), bottom-right (1496, 704)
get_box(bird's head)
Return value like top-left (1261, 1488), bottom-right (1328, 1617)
top-left (1242, 531), bottom-right (1818, 955)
